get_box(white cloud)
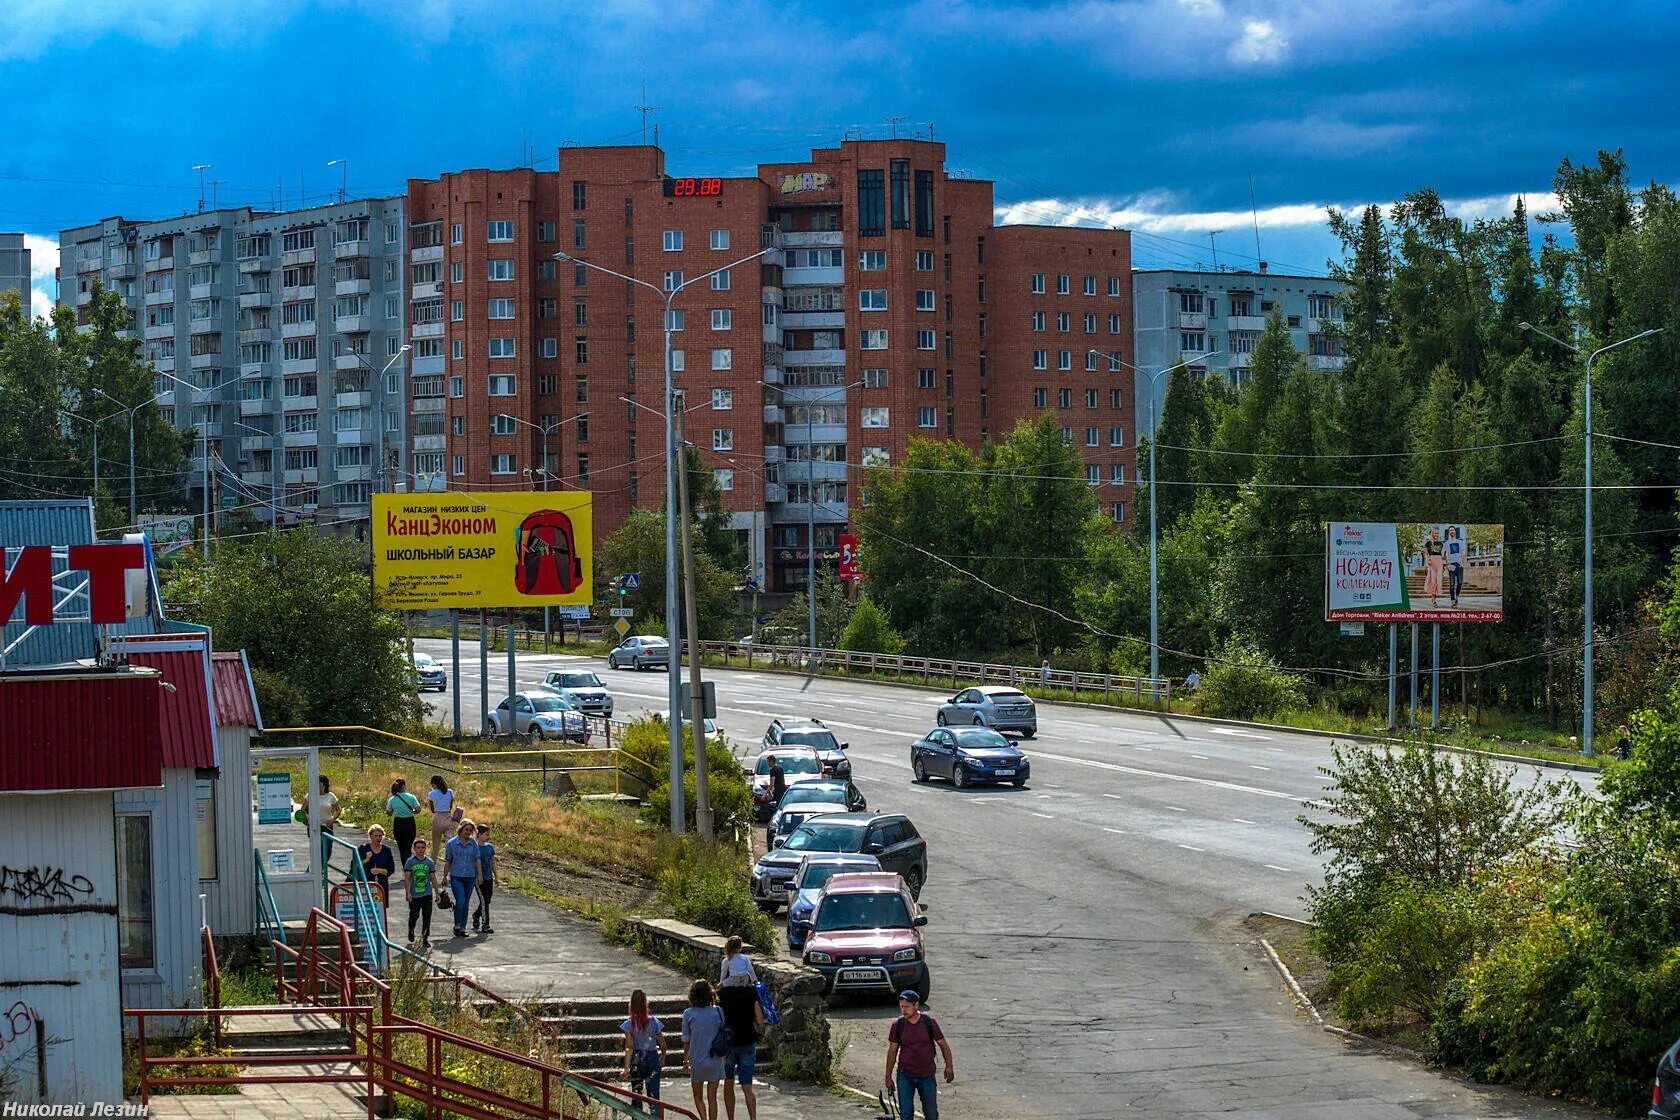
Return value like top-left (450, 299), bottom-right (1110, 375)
top-left (996, 190), bottom-right (1555, 236)
top-left (24, 234), bottom-right (58, 323)
top-left (0, 0), bottom-right (303, 60)
top-left (1228, 19), bottom-right (1286, 64)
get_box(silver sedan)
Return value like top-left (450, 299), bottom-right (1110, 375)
top-left (936, 685), bottom-right (1038, 738)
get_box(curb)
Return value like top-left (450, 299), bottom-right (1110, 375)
top-left (1257, 936), bottom-right (1428, 1064)
top-left (701, 657), bottom-right (1601, 774)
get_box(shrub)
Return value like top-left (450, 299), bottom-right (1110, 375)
top-left (1319, 880), bottom-right (1483, 1027)
top-left (838, 597), bottom-right (905, 655)
top-left (657, 842), bottom-right (775, 951)
top-left (1196, 639), bottom-right (1306, 719)
top-left (621, 716), bottom-right (754, 838)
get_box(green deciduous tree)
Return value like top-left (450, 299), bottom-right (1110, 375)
top-left (838, 595), bottom-right (905, 654)
top-left (595, 508), bottom-right (738, 639)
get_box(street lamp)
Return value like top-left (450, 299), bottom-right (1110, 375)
top-left (1088, 348), bottom-right (1220, 686)
top-left (1519, 321), bottom-right (1664, 757)
top-left (498, 410), bottom-right (587, 643)
top-left (60, 408), bottom-right (124, 500)
top-left (89, 385), bottom-right (166, 524)
top-left (344, 344), bottom-right (411, 493)
top-left (558, 243), bottom-right (778, 834)
top-left (761, 377), bottom-right (863, 651)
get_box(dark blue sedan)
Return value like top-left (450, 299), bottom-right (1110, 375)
top-left (911, 726), bottom-right (1031, 789)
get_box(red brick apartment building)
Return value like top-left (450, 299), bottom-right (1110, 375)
top-left (407, 139), bottom-right (1133, 594)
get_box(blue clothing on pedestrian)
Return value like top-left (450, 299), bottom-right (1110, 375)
top-left (444, 835), bottom-right (481, 880)
top-left (449, 876), bottom-right (475, 933)
top-left (622, 1016), bottom-right (665, 1118)
top-left (476, 840), bottom-right (497, 882)
top-left (681, 1005), bottom-right (726, 1084)
top-left (897, 1072), bottom-right (940, 1120)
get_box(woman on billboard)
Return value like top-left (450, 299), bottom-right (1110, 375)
top-left (1423, 527), bottom-right (1445, 606)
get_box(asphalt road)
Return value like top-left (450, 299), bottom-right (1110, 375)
top-left (415, 638), bottom-right (1597, 1119)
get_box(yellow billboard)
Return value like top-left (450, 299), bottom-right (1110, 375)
top-left (372, 492), bottom-right (593, 611)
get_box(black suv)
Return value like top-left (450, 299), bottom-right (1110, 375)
top-left (764, 718), bottom-right (851, 778)
top-left (751, 812), bottom-right (928, 911)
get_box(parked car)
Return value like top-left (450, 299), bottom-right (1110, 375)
top-left (766, 780), bottom-right (868, 847)
top-left (653, 710), bottom-right (722, 737)
top-left (1654, 1037), bottom-right (1680, 1118)
top-left (785, 854), bottom-right (883, 952)
top-left (801, 872), bottom-right (929, 999)
top-left (411, 652), bottom-right (447, 692)
top-left (486, 690), bottom-right (589, 741)
top-left (911, 726), bottom-right (1031, 788)
top-left (747, 746), bottom-right (824, 822)
top-left (768, 798), bottom-right (852, 850)
top-left (937, 685), bottom-right (1037, 738)
top-left (540, 669), bottom-right (613, 717)
top-left (751, 812), bottom-right (927, 910)
top-left (763, 717), bottom-right (851, 777)
top-left (607, 636), bottom-right (669, 671)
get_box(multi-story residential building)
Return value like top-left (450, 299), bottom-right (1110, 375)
top-left (1131, 267), bottom-right (1347, 437)
top-left (408, 139), bottom-right (1134, 593)
top-left (59, 200), bottom-right (409, 530)
top-left (0, 233), bottom-right (29, 312)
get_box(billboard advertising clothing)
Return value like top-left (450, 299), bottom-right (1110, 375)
top-left (1325, 522), bottom-right (1504, 623)
top-left (372, 492), bottom-right (593, 611)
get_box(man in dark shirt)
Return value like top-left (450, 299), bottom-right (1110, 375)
top-left (767, 755), bottom-right (786, 807)
top-left (885, 989), bottom-right (953, 1120)
top-left (716, 978), bottom-right (764, 1120)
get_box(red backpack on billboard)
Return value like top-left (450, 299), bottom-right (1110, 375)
top-left (513, 509), bottom-right (583, 595)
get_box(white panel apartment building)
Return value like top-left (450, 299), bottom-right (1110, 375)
top-left (1131, 267), bottom-right (1347, 437)
top-left (60, 200), bottom-right (409, 531)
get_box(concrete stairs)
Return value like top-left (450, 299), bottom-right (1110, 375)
top-left (218, 1008), bottom-right (388, 1113)
top-left (530, 994), bottom-right (691, 1082)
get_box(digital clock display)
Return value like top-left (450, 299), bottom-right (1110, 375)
top-left (663, 177), bottom-right (724, 198)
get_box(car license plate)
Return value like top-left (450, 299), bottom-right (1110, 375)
top-left (840, 967), bottom-right (880, 981)
top-left (994, 768), bottom-right (1015, 776)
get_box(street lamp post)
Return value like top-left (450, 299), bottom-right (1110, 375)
top-left (499, 411), bottom-right (587, 642)
top-left (90, 386), bottom-right (158, 524)
top-left (559, 244), bottom-right (776, 833)
top-left (1088, 349), bottom-right (1220, 685)
top-left (61, 409), bottom-right (121, 498)
top-left (1519, 322), bottom-right (1663, 757)
top-left (346, 345), bottom-right (411, 494)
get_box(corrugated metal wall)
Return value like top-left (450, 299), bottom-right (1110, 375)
top-left (0, 792), bottom-right (124, 1105)
top-left (202, 726), bottom-right (256, 935)
top-left (114, 770), bottom-right (201, 1025)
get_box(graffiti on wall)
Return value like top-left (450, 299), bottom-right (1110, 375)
top-left (0, 866), bottom-right (112, 916)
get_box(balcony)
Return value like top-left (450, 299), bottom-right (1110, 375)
top-left (281, 248), bottom-right (318, 268)
top-left (783, 347), bottom-right (846, 366)
top-left (188, 283), bottom-right (215, 301)
top-left (761, 365), bottom-right (783, 385)
top-left (412, 434), bottom-right (447, 452)
top-left (335, 428), bottom-right (372, 444)
top-left (762, 445), bottom-right (785, 464)
top-left (153, 358), bottom-right (176, 375)
top-left (410, 245), bottom-right (443, 264)
top-left (412, 396), bottom-right (446, 413)
top-left (762, 482), bottom-right (787, 504)
top-left (763, 405), bottom-right (785, 425)
top-left (334, 352), bottom-right (371, 371)
top-left (281, 358), bottom-right (317, 376)
top-left (1178, 349), bottom-right (1210, 366)
top-left (239, 434), bottom-right (271, 452)
top-left (334, 314), bottom-right (372, 333)
top-left (153, 388), bottom-right (175, 406)
top-left (334, 277), bottom-right (371, 297)
top-left (282, 430), bottom-right (318, 448)
top-left (335, 462), bottom-right (370, 481)
top-left (239, 327), bottom-right (273, 345)
top-left (1308, 317), bottom-right (1342, 334)
top-left (189, 351), bottom-right (220, 370)
top-left (1228, 351), bottom-right (1252, 369)
top-left (335, 390), bottom-right (373, 408)
top-left (761, 284), bottom-right (782, 306)
top-left (107, 260), bottom-right (137, 280)
top-left (411, 281), bottom-right (441, 300)
top-left (74, 289), bottom-right (93, 307)
top-left (780, 230), bottom-right (845, 248)
top-left (412, 355), bottom-right (445, 376)
top-left (1307, 354), bottom-right (1347, 372)
top-left (284, 468), bottom-right (318, 485)
top-left (76, 255), bottom-right (103, 274)
top-left (334, 239), bottom-right (369, 259)
top-left (144, 322), bottom-right (175, 341)
top-left (243, 470), bottom-right (273, 487)
top-left (280, 283), bottom-right (316, 301)
top-left (782, 460), bottom-right (849, 484)
top-left (281, 396), bottom-right (319, 414)
top-left (412, 321), bottom-right (443, 339)
top-left (237, 291), bottom-right (271, 309)
top-left (188, 248), bottom-right (221, 267)
top-left (781, 309), bottom-right (845, 330)
top-left (782, 265), bottom-right (844, 287)
top-left (240, 398), bottom-right (275, 418)
top-left (144, 255), bottom-right (174, 273)
top-left (783, 383), bottom-right (849, 403)
top-left (1228, 315), bottom-right (1265, 332)
top-left (281, 319), bottom-right (316, 338)
top-left (238, 253), bottom-right (273, 274)
top-left (1177, 311), bottom-right (1207, 330)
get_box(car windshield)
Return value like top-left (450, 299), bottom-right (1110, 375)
top-left (413, 654), bottom-right (437, 668)
top-left (814, 892), bottom-right (911, 932)
top-left (788, 786), bottom-right (848, 807)
top-left (799, 863), bottom-right (866, 892)
top-left (529, 696), bottom-right (573, 713)
top-left (782, 821), bottom-right (866, 853)
top-left (779, 730), bottom-right (840, 751)
top-left (952, 729), bottom-right (1011, 749)
top-left (758, 754), bottom-right (821, 776)
top-left (555, 672), bottom-right (601, 688)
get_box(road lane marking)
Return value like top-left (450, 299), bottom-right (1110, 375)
top-left (1205, 728), bottom-right (1273, 740)
top-left (1177, 844), bottom-right (1206, 852)
top-left (1132, 746), bottom-right (1154, 752)
top-left (1024, 749), bottom-right (1307, 804)
top-left (1030, 812), bottom-right (1055, 819)
top-left (1232, 817), bottom-right (1256, 825)
top-left (1249, 765), bottom-right (1272, 771)
top-left (1166, 806), bottom-right (1187, 813)
top-left (1102, 793), bottom-right (1124, 800)
top-left (1101, 827), bottom-right (1126, 835)
top-left (1265, 864), bottom-right (1292, 872)
top-left (1190, 754), bottom-right (1210, 760)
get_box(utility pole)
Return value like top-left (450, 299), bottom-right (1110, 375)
top-left (674, 399), bottom-right (713, 838)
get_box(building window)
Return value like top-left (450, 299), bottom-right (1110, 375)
top-left (860, 290), bottom-right (887, 311)
top-left (491, 453), bottom-right (515, 474)
top-left (859, 250), bottom-right (886, 272)
top-left (575, 336), bottom-right (589, 364)
top-left (491, 414), bottom-right (517, 436)
top-left (1056, 274), bottom-right (1070, 295)
top-left (711, 348), bottom-right (732, 371)
top-left (915, 250), bottom-right (934, 272)
top-left (1058, 350), bottom-right (1072, 371)
top-left (487, 220), bottom-right (514, 242)
top-left (710, 228), bottom-right (730, 250)
top-left (915, 290), bottom-right (936, 312)
top-left (449, 300), bottom-right (464, 322)
top-left (575, 376), bottom-right (589, 403)
top-left (671, 350), bottom-right (684, 371)
top-left (488, 375), bottom-right (516, 396)
top-left (1111, 464), bottom-right (1125, 484)
top-left (537, 298), bottom-right (557, 320)
top-left (1031, 311), bottom-right (1045, 332)
top-left (488, 298), bottom-right (515, 319)
top-left (1084, 388), bottom-right (1098, 409)
top-left (448, 261), bottom-right (463, 284)
top-left (535, 220), bottom-right (555, 243)
top-left (917, 406), bottom-right (937, 428)
top-left (1057, 387), bottom-right (1072, 409)
top-left (916, 330), bottom-right (936, 350)
top-left (1031, 273), bottom-right (1045, 294)
top-left (572, 181), bottom-right (587, 210)
top-left (709, 268), bottom-right (731, 292)
top-left (1085, 426), bottom-right (1099, 447)
top-left (861, 407), bottom-right (889, 428)
top-left (712, 428), bottom-right (734, 451)
top-left (1110, 426), bottom-right (1124, 447)
top-left (914, 169), bottom-right (935, 237)
top-left (1108, 276), bottom-right (1121, 297)
top-left (452, 339), bottom-right (464, 360)
top-left (663, 230), bottom-right (683, 252)
top-left (1083, 313), bottom-right (1097, 335)
top-left (1180, 332), bottom-right (1205, 352)
top-left (449, 223), bottom-right (462, 245)
top-left (1109, 314), bottom-right (1123, 334)
top-left (665, 309), bottom-right (685, 332)
top-left (1032, 349), bottom-right (1048, 370)
top-left (1061, 426), bottom-right (1074, 444)
top-left (1109, 387), bottom-right (1123, 408)
top-left (663, 270), bottom-right (683, 292)
top-left (451, 454), bottom-right (464, 476)
top-left (117, 813), bottom-right (154, 969)
top-left (1111, 501), bottom-right (1126, 524)
top-left (1057, 312), bottom-right (1070, 333)
top-left (890, 160), bottom-right (910, 229)
top-left (1033, 387), bottom-right (1048, 409)
top-left (1086, 464), bottom-right (1100, 485)
top-left (489, 338), bottom-right (516, 359)
top-left (711, 388), bottom-right (733, 410)
top-left (916, 368), bottom-right (936, 390)
top-left (487, 259), bottom-right (515, 281)
top-left (857, 169), bottom-right (885, 236)
top-left (710, 468), bottom-right (734, 493)
top-left (861, 329), bottom-right (888, 350)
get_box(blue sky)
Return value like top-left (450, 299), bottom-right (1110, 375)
top-left (5, 0), bottom-right (1677, 315)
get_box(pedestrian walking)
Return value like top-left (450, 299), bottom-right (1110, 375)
top-left (716, 969), bottom-right (764, 1120)
top-left (357, 825), bottom-right (397, 908)
top-left (1040, 659), bottom-right (1052, 686)
top-left (621, 988), bottom-right (668, 1118)
top-left (1614, 724), bottom-right (1632, 761)
top-left (442, 819), bottom-right (481, 938)
top-left (718, 935), bottom-right (757, 984)
top-left (884, 989), bottom-right (953, 1120)
top-left (315, 775), bottom-right (341, 871)
top-left (471, 822), bottom-right (497, 933)
top-left (387, 779), bottom-right (422, 862)
top-left (427, 775), bottom-right (456, 854)
top-left (766, 756), bottom-right (786, 808)
top-left (404, 838), bottom-right (435, 946)
top-left (680, 979), bottom-right (725, 1120)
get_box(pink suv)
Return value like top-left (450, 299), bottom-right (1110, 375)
top-left (800, 872), bottom-right (929, 1000)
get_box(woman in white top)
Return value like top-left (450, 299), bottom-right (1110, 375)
top-left (316, 775), bottom-right (341, 871)
top-left (427, 775), bottom-right (456, 854)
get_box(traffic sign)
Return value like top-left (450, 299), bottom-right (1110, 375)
top-left (556, 605), bottom-right (591, 619)
top-left (620, 572), bottom-right (641, 590)
top-left (612, 618), bottom-right (630, 636)
top-left (609, 607), bottom-right (635, 618)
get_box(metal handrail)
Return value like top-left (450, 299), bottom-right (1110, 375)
top-left (201, 924), bottom-right (222, 1048)
top-left (253, 847), bottom-right (283, 946)
top-left (323, 831), bottom-right (389, 975)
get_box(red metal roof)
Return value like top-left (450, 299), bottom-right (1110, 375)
top-left (211, 651), bottom-right (262, 730)
top-left (0, 670), bottom-right (165, 791)
top-left (118, 639), bottom-right (218, 769)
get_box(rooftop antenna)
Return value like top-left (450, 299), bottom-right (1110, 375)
top-left (1248, 172), bottom-right (1263, 264)
top-left (1208, 229), bottom-right (1223, 272)
top-left (192, 164), bottom-right (212, 212)
top-left (327, 159), bottom-right (347, 203)
top-left (886, 115), bottom-right (910, 138)
top-left (209, 180), bottom-right (221, 210)
top-left (635, 84), bottom-right (659, 145)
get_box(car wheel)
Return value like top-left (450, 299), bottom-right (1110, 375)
top-left (1021, 729), bottom-right (1036, 740)
top-left (531, 726), bottom-right (547, 742)
top-left (913, 756), bottom-right (929, 783)
top-left (608, 653), bottom-right (619, 669)
top-left (953, 764), bottom-right (970, 790)
top-left (903, 866), bottom-right (924, 899)
top-left (484, 720), bottom-right (498, 736)
top-left (935, 711), bottom-right (946, 727)
top-left (972, 715), bottom-right (985, 727)
top-left (1012, 776), bottom-right (1027, 788)
top-left (914, 966), bottom-right (931, 1002)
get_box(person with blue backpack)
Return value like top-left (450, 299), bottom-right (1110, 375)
top-left (716, 970), bottom-right (765, 1120)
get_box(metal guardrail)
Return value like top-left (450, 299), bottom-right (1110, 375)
top-left (697, 641), bottom-right (1174, 705)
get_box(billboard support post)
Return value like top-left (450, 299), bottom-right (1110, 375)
top-left (507, 614), bottom-right (516, 712)
top-left (450, 610), bottom-right (462, 740)
top-left (1430, 623), bottom-right (1441, 730)
top-left (1387, 624), bottom-right (1398, 731)
top-left (478, 610), bottom-right (489, 736)
top-left (1409, 622), bottom-right (1420, 728)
